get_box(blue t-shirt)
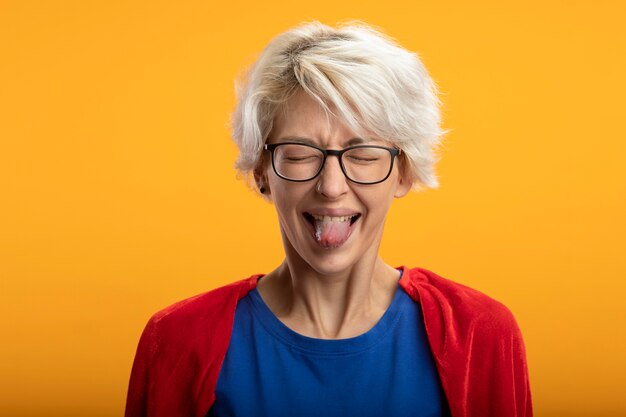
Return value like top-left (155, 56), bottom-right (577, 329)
top-left (209, 277), bottom-right (450, 417)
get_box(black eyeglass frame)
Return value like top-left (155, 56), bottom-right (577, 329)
top-left (263, 142), bottom-right (402, 185)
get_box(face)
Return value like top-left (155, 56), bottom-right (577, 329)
top-left (257, 91), bottom-right (412, 276)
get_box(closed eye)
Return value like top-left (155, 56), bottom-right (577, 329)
top-left (347, 156), bottom-right (379, 162)
top-left (284, 156), bottom-right (318, 162)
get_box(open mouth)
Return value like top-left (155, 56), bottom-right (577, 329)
top-left (303, 213), bottom-right (361, 226)
top-left (302, 212), bottom-right (361, 248)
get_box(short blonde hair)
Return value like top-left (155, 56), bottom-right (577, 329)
top-left (231, 21), bottom-right (444, 190)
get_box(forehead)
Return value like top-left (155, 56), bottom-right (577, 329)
top-left (271, 91), bottom-right (388, 147)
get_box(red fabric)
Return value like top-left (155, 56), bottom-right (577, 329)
top-left (125, 267), bottom-right (532, 417)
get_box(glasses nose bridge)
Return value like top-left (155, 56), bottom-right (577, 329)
top-left (319, 149), bottom-right (346, 177)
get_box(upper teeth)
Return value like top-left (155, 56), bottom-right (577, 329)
top-left (312, 214), bottom-right (355, 222)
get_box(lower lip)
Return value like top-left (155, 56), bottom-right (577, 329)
top-left (302, 214), bottom-right (359, 249)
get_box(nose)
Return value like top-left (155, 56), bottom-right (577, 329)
top-left (315, 155), bottom-right (349, 198)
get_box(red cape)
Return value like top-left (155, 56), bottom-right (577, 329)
top-left (125, 266), bottom-right (532, 417)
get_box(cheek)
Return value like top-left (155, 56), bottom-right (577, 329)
top-left (268, 182), bottom-right (302, 220)
top-left (362, 188), bottom-right (396, 221)
top-left (367, 180), bottom-right (397, 203)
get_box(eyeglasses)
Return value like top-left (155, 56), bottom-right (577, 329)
top-left (263, 142), bottom-right (401, 185)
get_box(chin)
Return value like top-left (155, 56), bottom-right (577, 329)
top-left (299, 237), bottom-right (369, 277)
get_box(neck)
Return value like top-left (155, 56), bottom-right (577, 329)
top-left (258, 253), bottom-right (401, 339)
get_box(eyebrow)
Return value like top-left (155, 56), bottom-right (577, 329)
top-left (273, 136), bottom-right (370, 147)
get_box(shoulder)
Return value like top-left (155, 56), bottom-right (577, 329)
top-left (400, 267), bottom-right (533, 415)
top-left (126, 276), bottom-right (261, 416)
top-left (142, 275), bottom-right (260, 341)
top-left (401, 266), bottom-right (522, 335)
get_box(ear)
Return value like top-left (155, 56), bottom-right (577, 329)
top-left (393, 155), bottom-right (413, 198)
top-left (253, 162), bottom-right (271, 197)
top-left (394, 174), bottom-right (412, 198)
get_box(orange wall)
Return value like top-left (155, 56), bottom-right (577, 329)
top-left (1, 1), bottom-right (625, 416)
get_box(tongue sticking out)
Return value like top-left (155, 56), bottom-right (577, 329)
top-left (314, 218), bottom-right (353, 248)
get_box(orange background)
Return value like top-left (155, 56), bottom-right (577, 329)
top-left (1, 1), bottom-right (625, 416)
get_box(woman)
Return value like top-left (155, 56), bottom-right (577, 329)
top-left (125, 22), bottom-right (532, 417)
